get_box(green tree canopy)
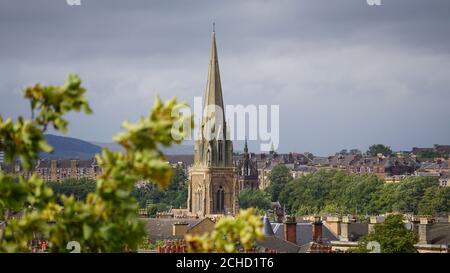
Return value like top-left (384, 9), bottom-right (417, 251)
top-left (392, 176), bottom-right (439, 214)
top-left (266, 164), bottom-right (292, 202)
top-left (355, 214), bottom-right (418, 253)
top-left (47, 178), bottom-right (96, 203)
top-left (279, 170), bottom-right (445, 216)
top-left (239, 188), bottom-right (271, 210)
top-left (418, 186), bottom-right (450, 215)
top-left (131, 165), bottom-right (188, 210)
top-left (367, 144), bottom-right (393, 157)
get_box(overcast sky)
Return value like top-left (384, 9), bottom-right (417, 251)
top-left (1, 0), bottom-right (449, 155)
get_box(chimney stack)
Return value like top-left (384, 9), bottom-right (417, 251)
top-left (173, 222), bottom-right (189, 236)
top-left (418, 217), bottom-right (433, 244)
top-left (340, 216), bottom-right (351, 242)
top-left (311, 216), bottom-right (323, 243)
top-left (326, 216), bottom-right (341, 237)
top-left (284, 216), bottom-right (297, 245)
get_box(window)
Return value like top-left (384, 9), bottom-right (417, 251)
top-left (218, 142), bottom-right (223, 161)
top-left (195, 188), bottom-right (203, 213)
top-left (216, 186), bottom-right (225, 213)
top-left (206, 150), bottom-right (211, 166)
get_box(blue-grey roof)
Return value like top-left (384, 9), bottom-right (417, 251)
top-left (271, 222), bottom-right (338, 246)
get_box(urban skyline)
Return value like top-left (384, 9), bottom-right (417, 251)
top-left (1, 0), bottom-right (450, 155)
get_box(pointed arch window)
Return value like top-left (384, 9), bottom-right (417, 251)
top-left (195, 187), bottom-right (203, 213)
top-left (218, 141), bottom-right (223, 162)
top-left (206, 149), bottom-right (211, 166)
top-left (216, 186), bottom-right (225, 213)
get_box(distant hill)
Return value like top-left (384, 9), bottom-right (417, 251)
top-left (39, 134), bottom-right (193, 160)
top-left (41, 134), bottom-right (102, 159)
top-left (91, 141), bottom-right (194, 155)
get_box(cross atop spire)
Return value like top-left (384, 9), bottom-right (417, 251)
top-left (213, 22), bottom-right (215, 33)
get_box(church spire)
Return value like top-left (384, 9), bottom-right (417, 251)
top-left (194, 27), bottom-right (233, 168)
top-left (203, 26), bottom-right (225, 117)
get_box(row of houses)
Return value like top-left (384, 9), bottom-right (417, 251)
top-left (251, 152), bottom-right (450, 189)
top-left (1, 146), bottom-right (450, 188)
top-left (0, 158), bottom-right (100, 182)
top-left (141, 210), bottom-right (450, 253)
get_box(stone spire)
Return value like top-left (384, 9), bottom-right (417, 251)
top-left (194, 26), bottom-right (233, 168)
top-left (202, 28), bottom-right (226, 141)
top-left (203, 28), bottom-right (224, 110)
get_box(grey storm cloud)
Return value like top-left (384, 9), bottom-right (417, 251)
top-left (1, 0), bottom-right (450, 155)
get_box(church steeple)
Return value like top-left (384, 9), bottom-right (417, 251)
top-left (194, 26), bottom-right (233, 168)
top-left (189, 27), bottom-right (237, 217)
top-left (202, 27), bottom-right (225, 129)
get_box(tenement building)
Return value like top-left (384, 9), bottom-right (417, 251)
top-left (188, 29), bottom-right (238, 217)
top-left (35, 158), bottom-right (100, 182)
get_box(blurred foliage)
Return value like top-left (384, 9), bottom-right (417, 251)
top-left (0, 74), bottom-right (192, 252)
top-left (45, 164), bottom-right (187, 215)
top-left (186, 208), bottom-right (263, 253)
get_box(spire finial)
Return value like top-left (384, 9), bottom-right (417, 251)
top-left (213, 22), bottom-right (215, 33)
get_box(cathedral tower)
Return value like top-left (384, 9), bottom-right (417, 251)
top-left (188, 28), bottom-right (238, 217)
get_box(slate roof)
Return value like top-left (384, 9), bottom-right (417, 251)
top-left (35, 158), bottom-right (97, 168)
top-left (257, 235), bottom-right (300, 253)
top-left (292, 165), bottom-right (317, 172)
top-left (345, 222), bottom-right (369, 241)
top-left (271, 222), bottom-right (338, 246)
top-left (427, 223), bottom-right (450, 245)
top-left (311, 157), bottom-right (329, 166)
top-left (143, 218), bottom-right (202, 242)
top-left (257, 215), bottom-right (300, 253)
top-left (165, 155), bottom-right (194, 165)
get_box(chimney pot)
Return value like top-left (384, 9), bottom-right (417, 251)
top-left (284, 216), bottom-right (297, 245)
top-left (311, 216), bottom-right (323, 243)
top-left (419, 216), bottom-right (434, 225)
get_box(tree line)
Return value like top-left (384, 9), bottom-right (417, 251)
top-left (239, 165), bottom-right (449, 216)
top-left (47, 165), bottom-right (188, 217)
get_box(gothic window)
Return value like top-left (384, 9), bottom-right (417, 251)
top-left (218, 141), bottom-right (223, 161)
top-left (216, 186), bottom-right (225, 213)
top-left (206, 149), bottom-right (211, 166)
top-left (195, 188), bottom-right (203, 213)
